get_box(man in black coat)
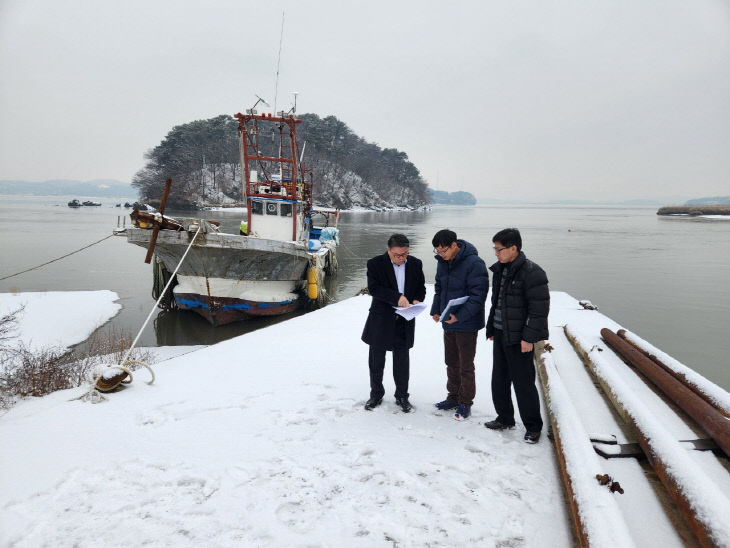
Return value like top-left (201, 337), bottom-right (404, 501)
top-left (361, 234), bottom-right (426, 413)
top-left (485, 228), bottom-right (550, 443)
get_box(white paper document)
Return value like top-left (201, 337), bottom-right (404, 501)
top-left (440, 296), bottom-right (469, 322)
top-left (394, 302), bottom-right (427, 321)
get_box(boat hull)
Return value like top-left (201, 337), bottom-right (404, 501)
top-left (126, 226), bottom-right (313, 325)
top-left (172, 274), bottom-right (301, 325)
top-left (127, 226), bottom-right (310, 280)
top-left (174, 292), bottom-right (299, 325)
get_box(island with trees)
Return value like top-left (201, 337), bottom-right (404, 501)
top-left (131, 114), bottom-right (430, 210)
top-left (657, 196), bottom-right (730, 216)
top-left (428, 189), bottom-right (477, 205)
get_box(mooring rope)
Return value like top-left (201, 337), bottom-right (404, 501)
top-left (119, 225), bottom-right (201, 366)
top-left (0, 234), bottom-right (115, 281)
top-left (79, 226), bottom-right (202, 404)
top-left (335, 240), bottom-right (368, 261)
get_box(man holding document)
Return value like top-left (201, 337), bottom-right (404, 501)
top-left (430, 229), bottom-right (488, 420)
top-left (361, 234), bottom-right (426, 413)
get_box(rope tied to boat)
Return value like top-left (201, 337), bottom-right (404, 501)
top-left (79, 225), bottom-right (201, 404)
top-left (0, 234), bottom-right (115, 281)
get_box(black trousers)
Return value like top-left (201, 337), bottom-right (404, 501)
top-left (368, 319), bottom-right (410, 400)
top-left (491, 329), bottom-right (543, 432)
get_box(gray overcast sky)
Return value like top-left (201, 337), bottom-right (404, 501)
top-left (1, 0), bottom-right (728, 201)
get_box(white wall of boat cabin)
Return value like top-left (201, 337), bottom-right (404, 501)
top-left (249, 199), bottom-right (305, 242)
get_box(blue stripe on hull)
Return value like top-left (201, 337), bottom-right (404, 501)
top-left (176, 296), bottom-right (296, 311)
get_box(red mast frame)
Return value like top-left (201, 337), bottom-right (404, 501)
top-left (234, 112), bottom-right (305, 241)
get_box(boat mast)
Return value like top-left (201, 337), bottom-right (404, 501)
top-left (235, 106), bottom-right (305, 241)
top-left (239, 95), bottom-right (270, 234)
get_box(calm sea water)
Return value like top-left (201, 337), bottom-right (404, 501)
top-left (1, 196), bottom-right (728, 390)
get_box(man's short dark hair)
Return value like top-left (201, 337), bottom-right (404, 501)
top-left (388, 233), bottom-right (410, 248)
top-left (432, 229), bottom-right (457, 248)
top-left (493, 228), bottom-right (522, 251)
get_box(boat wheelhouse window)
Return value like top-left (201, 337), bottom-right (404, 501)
top-left (251, 200), bottom-right (264, 215)
top-left (266, 202), bottom-right (278, 216)
top-left (280, 203), bottom-right (292, 217)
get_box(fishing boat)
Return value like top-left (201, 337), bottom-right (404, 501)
top-left (124, 102), bottom-right (340, 326)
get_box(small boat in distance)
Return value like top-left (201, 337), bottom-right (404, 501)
top-left (68, 199), bottom-right (102, 207)
top-left (125, 100), bottom-right (340, 326)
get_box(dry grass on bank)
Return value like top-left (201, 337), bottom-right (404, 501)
top-left (0, 309), bottom-right (155, 411)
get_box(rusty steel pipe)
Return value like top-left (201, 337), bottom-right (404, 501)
top-left (534, 348), bottom-right (590, 547)
top-left (567, 326), bottom-right (724, 547)
top-left (616, 329), bottom-right (730, 420)
top-left (601, 328), bottom-right (730, 457)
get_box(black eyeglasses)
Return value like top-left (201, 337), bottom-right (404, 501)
top-left (433, 248), bottom-right (449, 256)
top-left (493, 247), bottom-right (508, 253)
top-left (391, 251), bottom-right (409, 259)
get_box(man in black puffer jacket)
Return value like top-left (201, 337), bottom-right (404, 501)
top-left (430, 229), bottom-right (489, 421)
top-left (485, 228), bottom-right (549, 444)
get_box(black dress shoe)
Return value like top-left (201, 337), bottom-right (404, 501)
top-left (395, 397), bottom-right (413, 413)
top-left (524, 430), bottom-right (541, 443)
top-left (484, 419), bottom-right (516, 430)
top-left (364, 397), bottom-right (383, 411)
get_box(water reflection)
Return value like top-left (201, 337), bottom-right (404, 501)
top-left (152, 307), bottom-right (308, 346)
top-left (151, 257), bottom-right (341, 346)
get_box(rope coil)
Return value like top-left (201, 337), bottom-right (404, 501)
top-left (79, 360), bottom-right (156, 404)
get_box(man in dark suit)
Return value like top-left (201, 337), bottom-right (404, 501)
top-left (361, 234), bottom-right (426, 413)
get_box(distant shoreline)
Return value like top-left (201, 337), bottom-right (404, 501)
top-left (657, 205), bottom-right (730, 216)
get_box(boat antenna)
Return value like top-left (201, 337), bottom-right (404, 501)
top-left (248, 94), bottom-right (270, 113)
top-left (273, 10), bottom-right (285, 116)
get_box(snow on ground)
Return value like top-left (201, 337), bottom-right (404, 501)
top-left (1, 289), bottom-right (572, 547)
top-left (0, 290), bottom-right (121, 352)
top-left (151, 345), bottom-right (208, 363)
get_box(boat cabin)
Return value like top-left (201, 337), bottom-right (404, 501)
top-left (247, 172), bottom-right (305, 241)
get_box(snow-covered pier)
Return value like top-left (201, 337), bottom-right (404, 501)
top-left (537, 294), bottom-right (730, 547)
top-left (1, 289), bottom-right (729, 546)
